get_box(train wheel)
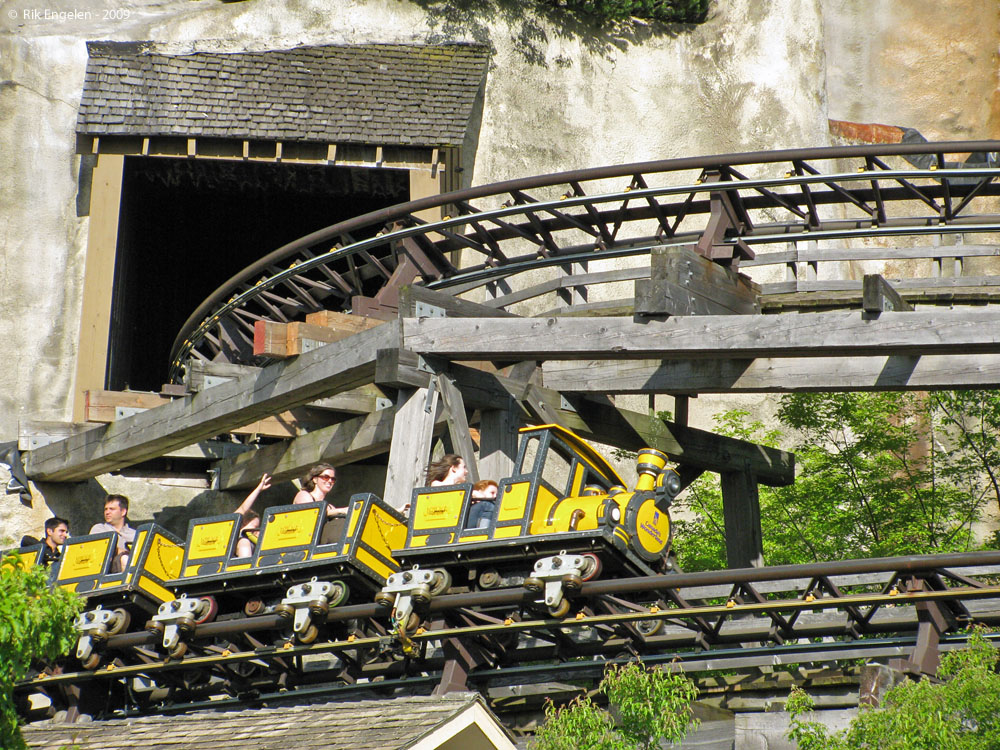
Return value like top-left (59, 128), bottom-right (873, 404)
top-left (374, 591), bottom-right (394, 607)
top-left (399, 612), bottom-right (421, 635)
top-left (635, 619), bottom-right (664, 637)
top-left (562, 573), bottom-right (583, 592)
top-left (194, 596), bottom-right (219, 625)
top-left (524, 577), bottom-right (544, 594)
top-left (145, 620), bottom-right (165, 637)
top-left (328, 581), bottom-right (349, 608)
top-left (580, 553), bottom-right (602, 581)
top-left (429, 569), bottom-right (452, 597)
top-left (478, 569), bottom-right (501, 589)
top-left (107, 608), bottom-right (131, 636)
top-left (167, 642), bottom-right (188, 660)
top-left (297, 624), bottom-right (320, 644)
top-left (244, 597), bottom-right (265, 617)
top-left (81, 653), bottom-right (101, 671)
top-left (547, 599), bottom-right (571, 619)
top-left (176, 616), bottom-right (197, 635)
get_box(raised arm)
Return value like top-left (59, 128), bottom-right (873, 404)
top-left (235, 473), bottom-right (271, 517)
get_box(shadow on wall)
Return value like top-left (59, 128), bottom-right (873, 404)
top-left (414, 0), bottom-right (709, 64)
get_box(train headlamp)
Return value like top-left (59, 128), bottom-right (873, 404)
top-left (655, 468), bottom-right (682, 500)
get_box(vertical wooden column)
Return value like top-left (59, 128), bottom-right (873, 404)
top-left (72, 153), bottom-right (125, 422)
top-left (720, 466), bottom-right (764, 569)
top-left (478, 401), bottom-right (519, 481)
top-left (383, 387), bottom-right (439, 509)
top-left (435, 372), bottom-right (479, 483)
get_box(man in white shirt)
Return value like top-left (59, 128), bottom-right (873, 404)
top-left (89, 494), bottom-right (136, 572)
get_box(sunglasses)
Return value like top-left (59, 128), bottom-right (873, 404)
top-left (317, 474), bottom-right (336, 482)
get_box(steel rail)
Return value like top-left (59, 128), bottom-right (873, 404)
top-left (22, 584), bottom-right (1000, 689)
top-left (20, 550), bottom-right (1000, 689)
top-left (167, 142), bottom-right (1000, 379)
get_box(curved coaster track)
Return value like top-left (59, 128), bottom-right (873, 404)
top-left (170, 140), bottom-right (1000, 382)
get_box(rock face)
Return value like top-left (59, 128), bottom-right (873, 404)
top-left (0, 0), bottom-right (997, 536)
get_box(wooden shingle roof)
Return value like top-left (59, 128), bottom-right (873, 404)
top-left (77, 42), bottom-right (490, 147)
top-left (23, 693), bottom-right (517, 750)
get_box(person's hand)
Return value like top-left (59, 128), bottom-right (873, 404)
top-left (257, 473), bottom-right (272, 492)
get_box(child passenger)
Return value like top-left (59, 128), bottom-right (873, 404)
top-left (466, 479), bottom-right (498, 529)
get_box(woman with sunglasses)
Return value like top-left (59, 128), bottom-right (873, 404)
top-left (294, 463), bottom-right (347, 518)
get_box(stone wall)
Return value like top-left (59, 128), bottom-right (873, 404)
top-left (1, 0), bottom-right (997, 538)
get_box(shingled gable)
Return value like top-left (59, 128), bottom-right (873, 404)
top-left (23, 693), bottom-right (519, 750)
top-left (77, 41), bottom-right (490, 147)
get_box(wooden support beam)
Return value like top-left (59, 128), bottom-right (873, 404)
top-left (383, 388), bottom-right (442, 509)
top-left (435, 372), bottom-right (480, 483)
top-left (397, 284), bottom-right (520, 319)
top-left (24, 323), bottom-right (400, 482)
top-left (634, 246), bottom-right (760, 317)
top-left (478, 402), bottom-right (520, 480)
top-left (253, 319), bottom-right (385, 359)
top-left (721, 469), bottom-right (764, 569)
top-left (541, 354), bottom-right (1000, 393)
top-left (374, 352), bottom-right (794, 485)
top-left (402, 312), bottom-right (1000, 360)
top-left (185, 361), bottom-right (386, 414)
top-left (83, 390), bottom-right (335, 439)
top-left (863, 274), bottom-right (914, 313)
top-left (215, 402), bottom-right (447, 490)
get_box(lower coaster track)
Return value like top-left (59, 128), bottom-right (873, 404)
top-left (18, 551), bottom-right (1000, 720)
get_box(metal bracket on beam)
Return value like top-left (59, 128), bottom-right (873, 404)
top-left (414, 301), bottom-right (447, 318)
top-left (115, 406), bottom-right (146, 419)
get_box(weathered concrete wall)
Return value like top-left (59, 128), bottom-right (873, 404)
top-left (1, 0), bottom-right (997, 540)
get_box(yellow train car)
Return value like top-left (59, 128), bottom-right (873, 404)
top-left (387, 425), bottom-right (679, 618)
top-left (151, 494), bottom-right (407, 653)
top-left (50, 524), bottom-right (185, 668)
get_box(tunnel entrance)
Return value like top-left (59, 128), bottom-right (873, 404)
top-left (105, 156), bottom-right (408, 392)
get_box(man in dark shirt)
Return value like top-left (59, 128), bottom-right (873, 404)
top-left (40, 516), bottom-right (69, 566)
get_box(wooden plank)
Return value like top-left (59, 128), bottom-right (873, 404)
top-left (478, 403), bottom-right (520, 480)
top-left (373, 353), bottom-right (794, 484)
top-left (541, 354), bottom-right (1000, 393)
top-left (17, 421), bottom-right (101, 451)
top-left (383, 387), bottom-right (442, 509)
top-left (24, 323), bottom-right (400, 482)
top-left (253, 320), bottom-right (289, 357)
top-left (83, 389), bottom-right (336, 439)
top-left (185, 361), bottom-right (384, 414)
top-left (636, 246), bottom-right (759, 317)
top-left (863, 274), bottom-right (915, 313)
top-left (518, 386), bottom-right (794, 486)
top-left (215, 404), bottom-right (447, 490)
top-left (397, 284), bottom-right (520, 319)
top-left (401, 312), bottom-right (1000, 360)
top-left (435, 372), bottom-right (480, 483)
top-left (721, 469), bottom-right (764, 569)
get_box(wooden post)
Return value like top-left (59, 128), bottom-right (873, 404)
top-left (73, 153), bottom-right (125, 422)
top-left (720, 466), bottom-right (764, 569)
top-left (478, 401), bottom-right (519, 481)
top-left (435, 372), bottom-right (479, 483)
top-left (383, 387), bottom-right (441, 509)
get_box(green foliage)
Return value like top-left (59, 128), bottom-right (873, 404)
top-left (543, 0), bottom-right (708, 24)
top-left (0, 552), bottom-right (82, 750)
top-left (787, 629), bottom-right (1000, 749)
top-left (531, 661), bottom-right (699, 750)
top-left (672, 391), bottom-right (1000, 571)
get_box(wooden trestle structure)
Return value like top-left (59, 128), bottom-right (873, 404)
top-left (14, 142), bottom-right (1000, 719)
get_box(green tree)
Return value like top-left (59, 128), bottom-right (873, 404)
top-left (530, 661), bottom-right (699, 750)
top-left (787, 629), bottom-right (1000, 749)
top-left (0, 552), bottom-right (82, 750)
top-left (671, 391), bottom-right (1000, 571)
